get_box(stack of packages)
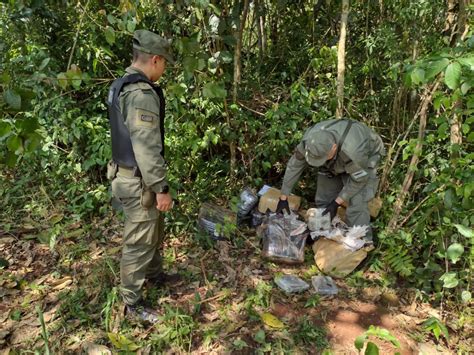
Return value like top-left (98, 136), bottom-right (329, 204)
top-left (197, 185), bottom-right (373, 294)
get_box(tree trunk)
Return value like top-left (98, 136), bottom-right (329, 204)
top-left (232, 0), bottom-right (250, 103)
top-left (336, 0), bottom-right (349, 119)
top-left (230, 0), bottom-right (250, 177)
top-left (446, 0), bottom-right (468, 158)
top-left (387, 82), bottom-right (440, 232)
top-left (256, 0), bottom-right (266, 62)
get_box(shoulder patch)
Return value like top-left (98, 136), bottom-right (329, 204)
top-left (134, 107), bottom-right (159, 129)
top-left (351, 169), bottom-right (368, 180)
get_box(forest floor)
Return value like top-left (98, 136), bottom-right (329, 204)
top-left (0, 214), bottom-right (470, 354)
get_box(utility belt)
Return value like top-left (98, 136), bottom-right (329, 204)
top-left (107, 160), bottom-right (155, 208)
top-left (318, 169), bottom-right (337, 179)
top-left (107, 160), bottom-right (142, 179)
top-left (117, 165), bottom-right (142, 178)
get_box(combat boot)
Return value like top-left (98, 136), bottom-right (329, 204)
top-left (147, 272), bottom-right (181, 287)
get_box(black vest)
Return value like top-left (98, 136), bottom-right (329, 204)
top-left (107, 73), bottom-right (165, 168)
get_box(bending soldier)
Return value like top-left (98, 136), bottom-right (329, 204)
top-left (276, 119), bottom-right (385, 241)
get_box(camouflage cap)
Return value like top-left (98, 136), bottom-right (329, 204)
top-left (304, 130), bottom-right (336, 167)
top-left (133, 30), bottom-right (175, 64)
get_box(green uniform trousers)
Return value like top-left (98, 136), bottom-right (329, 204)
top-left (315, 168), bottom-right (378, 240)
top-left (112, 174), bottom-right (165, 305)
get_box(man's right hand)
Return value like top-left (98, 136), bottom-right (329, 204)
top-left (275, 196), bottom-right (290, 215)
top-left (156, 193), bottom-right (173, 212)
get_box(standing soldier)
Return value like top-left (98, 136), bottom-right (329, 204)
top-left (106, 30), bottom-right (177, 323)
top-left (276, 119), bottom-right (385, 241)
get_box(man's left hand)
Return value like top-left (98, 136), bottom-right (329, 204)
top-left (322, 199), bottom-right (341, 220)
top-left (156, 193), bottom-right (173, 212)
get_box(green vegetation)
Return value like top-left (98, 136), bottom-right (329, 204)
top-left (1, 0), bottom-right (472, 352)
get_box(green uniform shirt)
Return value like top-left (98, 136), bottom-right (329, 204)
top-left (281, 119), bottom-right (385, 202)
top-left (119, 66), bottom-right (167, 194)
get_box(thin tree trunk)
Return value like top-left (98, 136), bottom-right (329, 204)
top-left (336, 0), bottom-right (349, 119)
top-left (232, 0), bottom-right (250, 103)
top-left (387, 82), bottom-right (440, 232)
top-left (447, 0), bottom-right (467, 157)
top-left (256, 0), bottom-right (266, 62)
top-left (230, 0), bottom-right (250, 177)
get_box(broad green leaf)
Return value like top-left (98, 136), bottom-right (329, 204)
top-left (105, 27), bottom-right (115, 45)
top-left (422, 317), bottom-right (449, 341)
top-left (446, 243), bottom-right (464, 263)
top-left (1, 72), bottom-right (11, 84)
top-left (127, 19), bottom-right (136, 33)
top-left (57, 72), bottom-right (68, 89)
top-left (202, 82), bottom-right (226, 99)
top-left (425, 58), bottom-right (449, 80)
top-left (254, 329), bottom-right (266, 344)
top-left (4, 89), bottom-right (21, 110)
top-left (411, 68), bottom-right (425, 84)
top-left (453, 224), bottom-right (473, 238)
top-left (461, 82), bottom-right (472, 95)
top-left (461, 291), bottom-right (471, 303)
top-left (444, 61), bottom-right (461, 90)
top-left (458, 56), bottom-right (474, 67)
top-left (365, 342), bottom-right (379, 355)
top-left (38, 57), bottom-right (50, 71)
top-left (71, 74), bottom-right (82, 89)
top-left (0, 121), bottom-right (12, 138)
top-left (5, 151), bottom-right (18, 166)
top-left (261, 312), bottom-right (285, 329)
top-left (219, 51), bottom-right (233, 63)
top-left (444, 189), bottom-right (455, 209)
top-left (365, 326), bottom-right (400, 347)
top-left (354, 335), bottom-right (366, 350)
top-left (440, 271), bottom-right (458, 288)
top-left (6, 135), bottom-right (23, 153)
top-left (107, 332), bottom-right (140, 351)
top-left (183, 56), bottom-right (199, 74)
top-left (107, 14), bottom-right (116, 24)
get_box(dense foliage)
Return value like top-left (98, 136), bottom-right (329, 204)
top-left (1, 0), bottom-right (472, 327)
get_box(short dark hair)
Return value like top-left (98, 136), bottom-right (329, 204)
top-left (132, 48), bottom-right (153, 64)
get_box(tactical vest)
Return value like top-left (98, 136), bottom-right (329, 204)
top-left (107, 73), bottom-right (165, 168)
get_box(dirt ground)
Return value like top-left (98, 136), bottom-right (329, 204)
top-left (0, 221), bottom-right (468, 354)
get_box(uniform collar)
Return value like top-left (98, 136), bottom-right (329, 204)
top-left (125, 66), bottom-right (149, 78)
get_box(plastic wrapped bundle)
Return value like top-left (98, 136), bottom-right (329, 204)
top-left (306, 208), bottom-right (331, 231)
top-left (311, 275), bottom-right (338, 295)
top-left (275, 274), bottom-right (310, 293)
top-left (261, 213), bottom-right (308, 264)
top-left (198, 202), bottom-right (236, 239)
top-left (237, 187), bottom-right (259, 217)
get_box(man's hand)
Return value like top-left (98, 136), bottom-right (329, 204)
top-left (156, 193), bottom-right (173, 212)
top-left (322, 199), bottom-right (341, 220)
top-left (275, 195), bottom-right (291, 215)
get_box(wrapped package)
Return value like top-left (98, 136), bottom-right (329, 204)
top-left (275, 274), bottom-right (310, 293)
top-left (261, 213), bottom-right (308, 264)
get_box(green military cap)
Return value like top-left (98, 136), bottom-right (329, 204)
top-left (133, 29), bottom-right (175, 64)
top-left (304, 130), bottom-right (335, 167)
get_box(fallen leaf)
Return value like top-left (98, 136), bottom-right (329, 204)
top-left (52, 279), bottom-right (73, 291)
top-left (107, 332), bottom-right (140, 351)
top-left (10, 326), bottom-right (40, 345)
top-left (261, 312), bottom-right (285, 329)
